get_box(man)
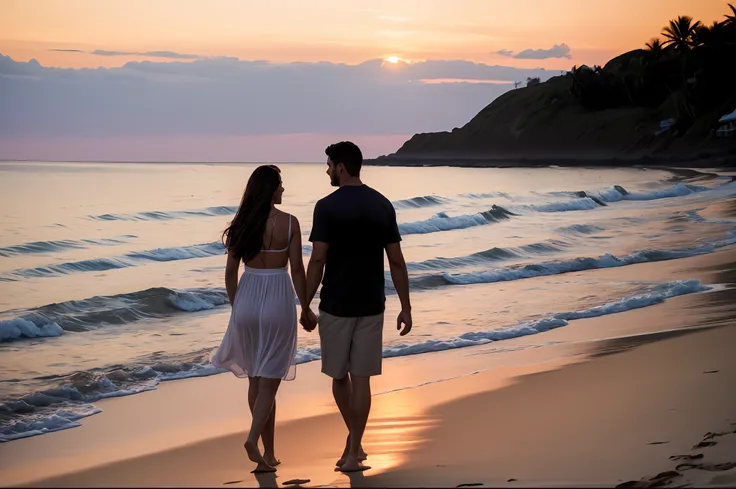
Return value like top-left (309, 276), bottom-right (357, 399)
top-left (301, 141), bottom-right (413, 473)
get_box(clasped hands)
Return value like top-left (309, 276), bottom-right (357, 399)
top-left (300, 307), bottom-right (318, 332)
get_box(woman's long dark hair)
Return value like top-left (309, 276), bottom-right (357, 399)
top-left (222, 165), bottom-right (281, 262)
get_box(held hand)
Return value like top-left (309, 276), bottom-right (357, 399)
top-left (300, 308), bottom-right (318, 332)
top-left (299, 309), bottom-right (311, 331)
top-left (307, 308), bottom-right (318, 331)
top-left (396, 309), bottom-right (412, 336)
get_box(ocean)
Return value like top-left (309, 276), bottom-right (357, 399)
top-left (1, 161), bottom-right (735, 442)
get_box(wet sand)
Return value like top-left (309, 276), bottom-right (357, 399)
top-left (2, 248), bottom-right (736, 488)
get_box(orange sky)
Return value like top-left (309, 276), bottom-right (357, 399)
top-left (0, 0), bottom-right (730, 69)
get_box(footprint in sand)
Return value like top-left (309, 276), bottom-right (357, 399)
top-left (675, 462), bottom-right (736, 472)
top-left (703, 431), bottom-right (734, 441)
top-left (670, 453), bottom-right (704, 461)
top-left (223, 481), bottom-right (243, 485)
top-left (647, 441), bottom-right (670, 445)
top-left (456, 484), bottom-right (483, 488)
top-left (616, 470), bottom-right (681, 488)
top-left (693, 440), bottom-right (718, 449)
top-left (283, 479), bottom-right (311, 486)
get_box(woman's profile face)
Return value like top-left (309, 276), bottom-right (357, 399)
top-left (273, 179), bottom-right (284, 205)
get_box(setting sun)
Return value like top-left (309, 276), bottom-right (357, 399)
top-left (385, 56), bottom-right (401, 64)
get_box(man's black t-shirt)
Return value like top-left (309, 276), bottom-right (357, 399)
top-left (309, 185), bottom-right (401, 317)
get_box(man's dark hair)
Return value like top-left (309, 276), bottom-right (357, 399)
top-left (325, 141), bottom-right (363, 177)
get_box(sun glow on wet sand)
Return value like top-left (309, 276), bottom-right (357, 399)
top-left (354, 392), bottom-right (439, 475)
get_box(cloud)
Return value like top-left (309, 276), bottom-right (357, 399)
top-left (0, 53), bottom-right (557, 160)
top-left (91, 49), bottom-right (203, 60)
top-left (50, 48), bottom-right (203, 60)
top-left (497, 44), bottom-right (572, 60)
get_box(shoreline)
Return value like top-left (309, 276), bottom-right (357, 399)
top-left (3, 246), bottom-right (736, 487)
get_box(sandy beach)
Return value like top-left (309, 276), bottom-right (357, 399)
top-left (1, 242), bottom-right (734, 488)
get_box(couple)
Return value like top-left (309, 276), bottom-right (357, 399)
top-left (211, 141), bottom-right (413, 474)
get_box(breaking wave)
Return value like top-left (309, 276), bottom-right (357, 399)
top-left (0, 287), bottom-right (229, 342)
top-left (0, 235), bottom-right (136, 258)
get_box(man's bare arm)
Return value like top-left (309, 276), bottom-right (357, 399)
top-left (386, 242), bottom-right (412, 335)
top-left (305, 241), bottom-right (329, 308)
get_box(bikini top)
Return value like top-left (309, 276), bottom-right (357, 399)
top-left (261, 213), bottom-right (292, 253)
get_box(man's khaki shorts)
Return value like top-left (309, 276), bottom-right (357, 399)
top-left (318, 311), bottom-right (384, 379)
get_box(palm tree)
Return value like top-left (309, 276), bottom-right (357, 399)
top-left (692, 21), bottom-right (728, 48)
top-left (662, 15), bottom-right (703, 51)
top-left (645, 38), bottom-right (665, 58)
top-left (725, 3), bottom-right (736, 24)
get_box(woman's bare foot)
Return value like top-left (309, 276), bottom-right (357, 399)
top-left (263, 453), bottom-right (281, 467)
top-left (244, 440), bottom-right (267, 465)
top-left (245, 441), bottom-right (276, 473)
top-left (251, 462), bottom-right (277, 473)
top-left (338, 455), bottom-right (371, 473)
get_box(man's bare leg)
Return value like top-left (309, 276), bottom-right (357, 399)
top-left (333, 375), bottom-right (367, 467)
top-left (332, 375), bottom-right (353, 465)
top-left (339, 375), bottom-right (371, 472)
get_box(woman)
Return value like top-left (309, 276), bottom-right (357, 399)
top-left (211, 165), bottom-right (314, 473)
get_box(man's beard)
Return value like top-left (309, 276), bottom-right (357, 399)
top-left (330, 173), bottom-right (340, 187)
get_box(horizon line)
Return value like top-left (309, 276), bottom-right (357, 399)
top-left (0, 51), bottom-right (564, 72)
top-left (0, 159), bottom-right (329, 165)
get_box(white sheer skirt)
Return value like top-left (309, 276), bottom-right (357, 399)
top-left (211, 266), bottom-right (298, 381)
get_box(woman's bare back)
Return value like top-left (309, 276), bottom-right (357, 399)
top-left (244, 210), bottom-right (292, 269)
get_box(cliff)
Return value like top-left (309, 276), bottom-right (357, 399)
top-left (367, 68), bottom-right (735, 168)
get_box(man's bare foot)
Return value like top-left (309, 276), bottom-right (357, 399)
top-left (338, 456), bottom-right (371, 473)
top-left (263, 453), bottom-right (281, 467)
top-left (335, 436), bottom-right (368, 466)
top-left (244, 440), bottom-right (267, 465)
top-left (336, 448), bottom-right (368, 467)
